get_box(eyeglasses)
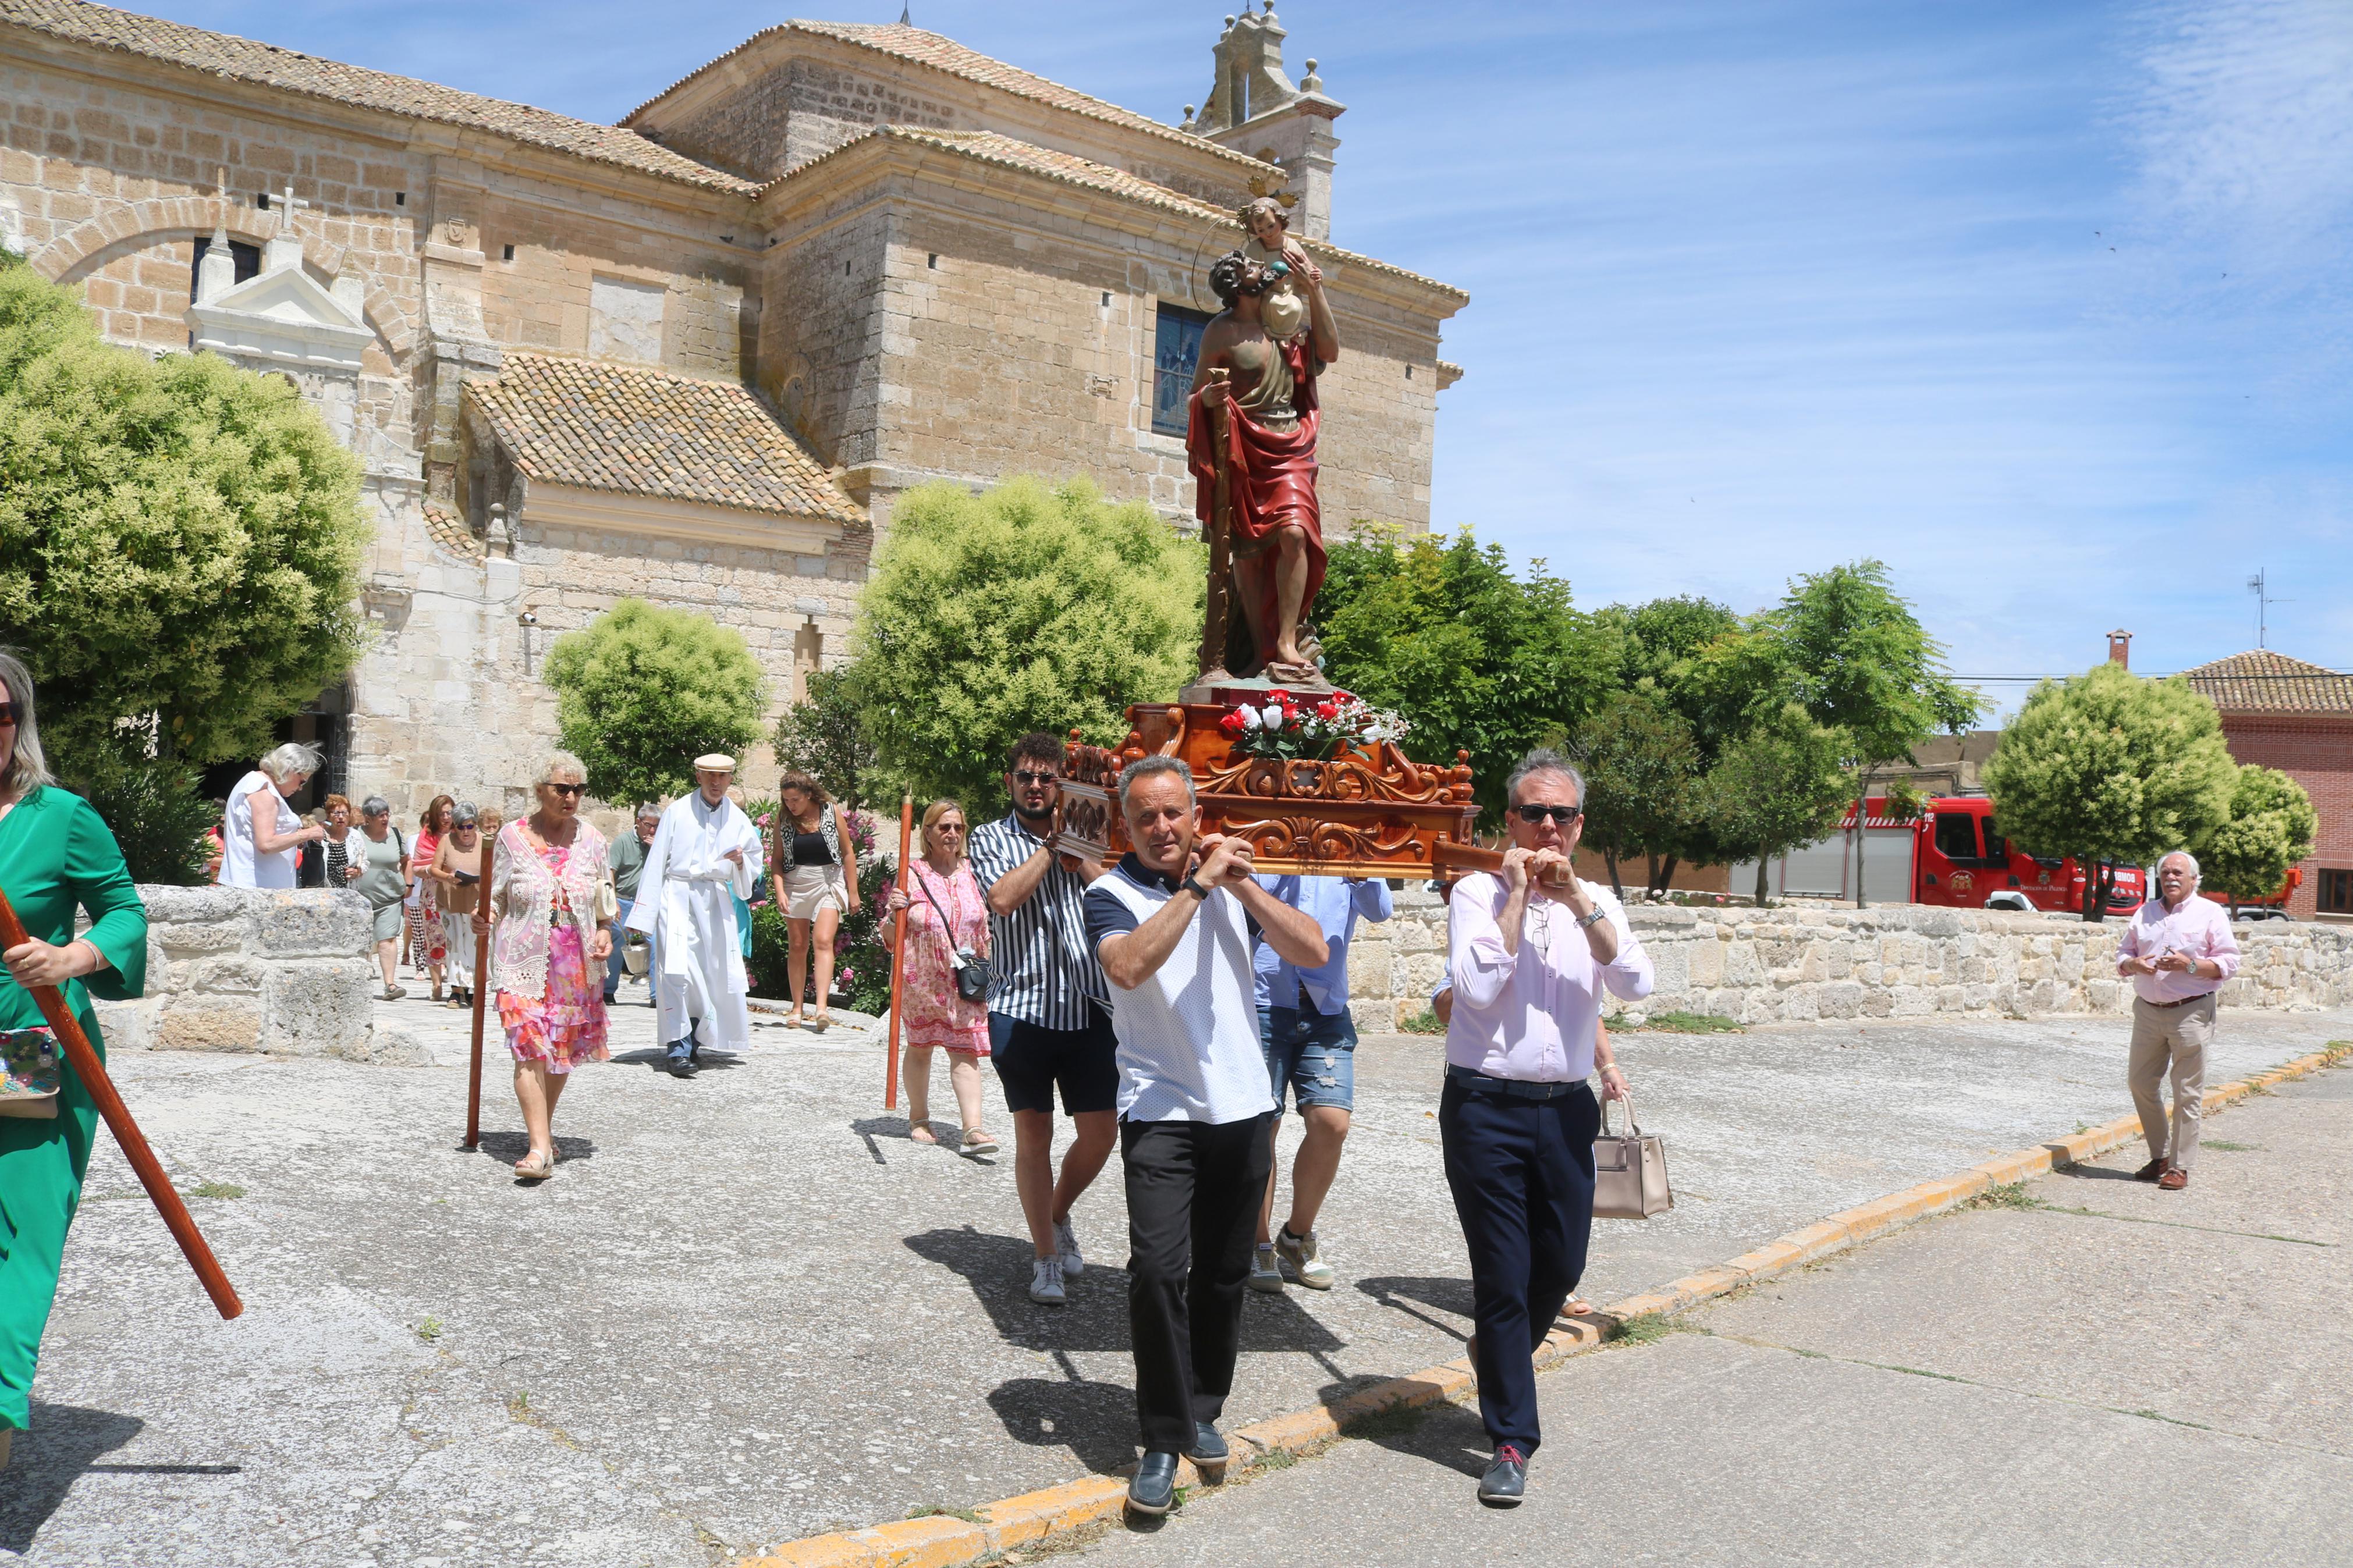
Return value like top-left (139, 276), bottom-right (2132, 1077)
top-left (0, 703), bottom-right (17, 727)
top-left (1013, 770), bottom-right (1059, 785)
top-left (546, 783), bottom-right (584, 798)
top-left (934, 822), bottom-right (966, 833)
top-left (1513, 803), bottom-right (1582, 825)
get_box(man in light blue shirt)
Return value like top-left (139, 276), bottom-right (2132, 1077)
top-left (1248, 872), bottom-right (1392, 1292)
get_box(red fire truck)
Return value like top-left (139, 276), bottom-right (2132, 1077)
top-left (1748, 797), bottom-right (2145, 915)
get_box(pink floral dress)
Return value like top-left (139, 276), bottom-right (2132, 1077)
top-left (897, 859), bottom-right (990, 1054)
top-left (491, 826), bottom-right (611, 1074)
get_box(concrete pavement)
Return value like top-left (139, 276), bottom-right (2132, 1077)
top-left (1066, 1054), bottom-right (2353, 1566)
top-left (2, 983), bottom-right (2346, 1566)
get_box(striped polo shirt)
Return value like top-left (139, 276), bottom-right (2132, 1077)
top-left (966, 811), bottom-right (1112, 1030)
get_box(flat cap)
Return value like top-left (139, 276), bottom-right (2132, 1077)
top-left (694, 753), bottom-right (737, 771)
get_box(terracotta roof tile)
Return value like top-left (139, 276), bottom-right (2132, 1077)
top-left (2, 0), bottom-right (756, 195)
top-left (421, 500), bottom-right (485, 563)
top-left (2181, 649), bottom-right (2353, 713)
top-left (464, 355), bottom-right (862, 526)
top-left (789, 128), bottom-right (1468, 303)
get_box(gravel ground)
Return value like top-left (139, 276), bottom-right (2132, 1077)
top-left (4, 973), bottom-right (2345, 1567)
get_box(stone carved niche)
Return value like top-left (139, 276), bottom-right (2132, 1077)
top-left (185, 225), bottom-right (374, 447)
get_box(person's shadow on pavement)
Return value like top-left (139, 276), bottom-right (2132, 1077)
top-left (0, 1402), bottom-right (186, 1553)
top-left (1354, 1274), bottom-right (1476, 1343)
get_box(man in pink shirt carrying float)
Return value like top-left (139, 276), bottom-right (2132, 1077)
top-left (2114, 851), bottom-right (2242, 1191)
top-left (1440, 748), bottom-right (1653, 1507)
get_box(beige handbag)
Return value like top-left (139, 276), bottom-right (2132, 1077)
top-left (1592, 1095), bottom-right (1672, 1219)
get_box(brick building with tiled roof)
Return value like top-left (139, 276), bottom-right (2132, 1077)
top-left (0, 0), bottom-right (1464, 815)
top-left (2181, 650), bottom-right (2353, 920)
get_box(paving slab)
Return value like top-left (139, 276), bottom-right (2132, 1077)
top-left (2, 982), bottom-right (2345, 1566)
top-left (1064, 1057), bottom-right (2353, 1567)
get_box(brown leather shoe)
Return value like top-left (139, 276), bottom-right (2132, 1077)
top-left (2133, 1158), bottom-right (2169, 1182)
top-left (2157, 1167), bottom-right (2188, 1190)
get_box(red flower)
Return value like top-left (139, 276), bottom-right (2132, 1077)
top-left (1219, 713), bottom-right (1246, 735)
top-left (1314, 701), bottom-right (1339, 721)
top-left (1266, 688), bottom-right (1292, 703)
top-left (1335, 689), bottom-right (1355, 702)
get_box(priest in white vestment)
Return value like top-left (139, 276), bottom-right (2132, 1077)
top-left (627, 755), bottom-right (762, 1076)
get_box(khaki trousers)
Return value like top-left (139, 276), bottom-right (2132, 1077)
top-left (2128, 994), bottom-right (2214, 1169)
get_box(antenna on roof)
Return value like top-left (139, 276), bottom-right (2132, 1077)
top-left (899, 3), bottom-right (911, 20)
top-left (2246, 567), bottom-right (2294, 649)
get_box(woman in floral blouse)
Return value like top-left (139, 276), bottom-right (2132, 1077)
top-left (475, 753), bottom-right (614, 1181)
top-left (882, 798), bottom-right (996, 1157)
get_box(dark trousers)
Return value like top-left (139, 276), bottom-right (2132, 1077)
top-left (1439, 1076), bottom-right (1599, 1456)
top-left (1122, 1112), bottom-right (1277, 1454)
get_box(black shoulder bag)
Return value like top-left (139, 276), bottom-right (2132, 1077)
top-left (915, 866), bottom-right (995, 1002)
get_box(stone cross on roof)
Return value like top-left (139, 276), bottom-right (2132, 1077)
top-left (276, 183), bottom-right (310, 233)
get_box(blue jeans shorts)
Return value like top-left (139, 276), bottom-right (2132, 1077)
top-left (1259, 1005), bottom-right (1358, 1114)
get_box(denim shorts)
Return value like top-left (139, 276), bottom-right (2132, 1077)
top-left (1259, 1004), bottom-right (1358, 1114)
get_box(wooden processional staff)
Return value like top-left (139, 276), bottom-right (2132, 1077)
top-left (0, 884), bottom-right (243, 1320)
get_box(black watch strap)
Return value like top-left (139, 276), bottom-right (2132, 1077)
top-left (1180, 874), bottom-right (1211, 901)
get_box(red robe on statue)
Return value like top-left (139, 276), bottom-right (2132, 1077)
top-left (1187, 335), bottom-right (1326, 670)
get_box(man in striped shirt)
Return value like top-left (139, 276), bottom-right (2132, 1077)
top-left (967, 732), bottom-right (1116, 1306)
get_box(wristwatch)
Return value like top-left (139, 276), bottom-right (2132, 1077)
top-left (1574, 907), bottom-right (1607, 930)
top-left (1180, 874), bottom-right (1212, 901)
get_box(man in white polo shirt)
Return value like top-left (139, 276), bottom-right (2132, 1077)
top-left (1083, 755), bottom-right (1329, 1518)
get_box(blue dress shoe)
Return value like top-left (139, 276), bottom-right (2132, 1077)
top-left (1184, 1421), bottom-right (1229, 1473)
top-left (1127, 1451), bottom-right (1179, 1516)
top-left (1478, 1443), bottom-right (1527, 1506)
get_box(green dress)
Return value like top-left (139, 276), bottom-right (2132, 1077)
top-left (0, 787), bottom-right (148, 1433)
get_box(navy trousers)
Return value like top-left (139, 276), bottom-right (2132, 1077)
top-left (1439, 1076), bottom-right (1599, 1456)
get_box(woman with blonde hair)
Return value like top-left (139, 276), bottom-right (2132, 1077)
top-left (0, 652), bottom-right (150, 1469)
top-left (882, 798), bottom-right (997, 1155)
top-left (769, 771), bottom-right (859, 1030)
top-left (475, 753), bottom-right (614, 1181)
top-left (218, 742), bottom-right (325, 888)
top-left (407, 795), bottom-right (455, 999)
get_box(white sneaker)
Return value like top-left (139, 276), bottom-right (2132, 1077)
top-left (1055, 1218), bottom-right (1084, 1278)
top-left (1277, 1226), bottom-right (1335, 1290)
top-left (1029, 1256), bottom-right (1066, 1305)
top-left (1247, 1242), bottom-right (1284, 1293)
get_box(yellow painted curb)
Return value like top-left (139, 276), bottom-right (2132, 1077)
top-left (735, 1040), bottom-right (2349, 1568)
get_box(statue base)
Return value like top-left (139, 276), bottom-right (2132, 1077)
top-left (1056, 704), bottom-right (1484, 881)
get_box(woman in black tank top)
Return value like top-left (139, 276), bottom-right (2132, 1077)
top-left (768, 771), bottom-right (858, 1028)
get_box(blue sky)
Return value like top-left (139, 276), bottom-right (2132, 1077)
top-left (151, 1), bottom-right (2353, 703)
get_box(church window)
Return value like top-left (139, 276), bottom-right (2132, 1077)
top-left (503, 244), bottom-right (515, 261)
top-left (1151, 304), bottom-right (1212, 438)
top-left (189, 236), bottom-right (261, 304)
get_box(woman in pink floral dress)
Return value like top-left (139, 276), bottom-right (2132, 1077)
top-left (477, 753), bottom-right (615, 1181)
top-left (882, 799), bottom-right (997, 1157)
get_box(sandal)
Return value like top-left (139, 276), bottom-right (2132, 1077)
top-left (810, 1013), bottom-right (831, 1033)
top-left (1564, 1297), bottom-right (1593, 1317)
top-left (382, 984), bottom-right (407, 1001)
top-left (513, 1148), bottom-right (553, 1179)
top-left (961, 1129), bottom-right (1000, 1158)
top-left (909, 1121), bottom-right (941, 1145)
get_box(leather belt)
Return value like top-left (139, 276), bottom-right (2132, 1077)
top-left (2139, 991), bottom-right (2216, 1010)
top-left (1446, 1064), bottom-right (1588, 1101)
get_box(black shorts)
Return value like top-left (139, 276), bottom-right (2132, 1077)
top-left (989, 1005), bottom-right (1118, 1117)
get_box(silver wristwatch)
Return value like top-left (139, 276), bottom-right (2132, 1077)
top-left (1574, 907), bottom-right (1607, 930)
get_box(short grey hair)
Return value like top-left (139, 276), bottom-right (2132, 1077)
top-left (1506, 747), bottom-right (1585, 808)
top-left (1116, 754), bottom-right (1195, 810)
top-left (636, 801), bottom-right (663, 821)
top-left (2159, 849), bottom-right (2201, 886)
top-left (0, 650), bottom-right (56, 797)
top-left (534, 750), bottom-right (588, 787)
top-left (259, 741), bottom-right (325, 788)
top-left (359, 794), bottom-right (391, 818)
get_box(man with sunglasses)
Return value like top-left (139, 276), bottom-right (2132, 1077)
top-left (627, 755), bottom-right (761, 1078)
top-left (1443, 748), bottom-right (1652, 1508)
top-left (966, 733), bottom-right (1116, 1305)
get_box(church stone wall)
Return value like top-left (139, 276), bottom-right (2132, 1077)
top-left (754, 200), bottom-right (894, 471)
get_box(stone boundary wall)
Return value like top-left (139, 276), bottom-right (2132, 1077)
top-left (88, 887), bottom-right (422, 1063)
top-left (1344, 889), bottom-right (2353, 1032)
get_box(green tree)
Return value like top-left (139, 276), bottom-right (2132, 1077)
top-left (1688, 561), bottom-right (1978, 905)
top-left (1980, 663), bottom-right (2238, 922)
top-left (545, 599), bottom-right (767, 809)
top-left (851, 477), bottom-right (1199, 808)
top-left (2196, 765), bottom-right (2317, 908)
top-left (1701, 703), bottom-right (1855, 907)
top-left (1318, 528), bottom-right (1620, 823)
top-left (772, 666), bottom-right (880, 809)
top-left (1567, 688), bottom-right (1701, 898)
top-left (0, 251), bottom-right (368, 768)
top-left (1588, 594), bottom-right (1745, 883)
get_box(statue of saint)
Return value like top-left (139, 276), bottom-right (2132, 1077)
top-left (1188, 196), bottom-right (1340, 684)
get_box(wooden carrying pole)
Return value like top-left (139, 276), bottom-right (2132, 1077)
top-left (884, 794), bottom-right (913, 1110)
top-left (463, 829), bottom-right (494, 1150)
top-left (0, 884), bottom-right (243, 1320)
top-left (1433, 841), bottom-right (1577, 888)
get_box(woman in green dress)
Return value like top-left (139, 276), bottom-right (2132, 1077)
top-left (0, 652), bottom-right (148, 1469)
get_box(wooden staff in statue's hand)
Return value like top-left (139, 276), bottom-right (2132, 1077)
top-left (0, 884), bottom-right (243, 1320)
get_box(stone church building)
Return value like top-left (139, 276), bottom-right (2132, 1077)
top-left (0, 0), bottom-right (1465, 816)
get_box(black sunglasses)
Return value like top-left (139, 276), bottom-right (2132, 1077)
top-left (0, 702), bottom-right (17, 726)
top-left (546, 782), bottom-right (584, 798)
top-left (1513, 803), bottom-right (1582, 825)
top-left (1013, 769), bottom-right (1059, 785)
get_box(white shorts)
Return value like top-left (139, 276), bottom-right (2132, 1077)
top-left (782, 862), bottom-right (848, 920)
